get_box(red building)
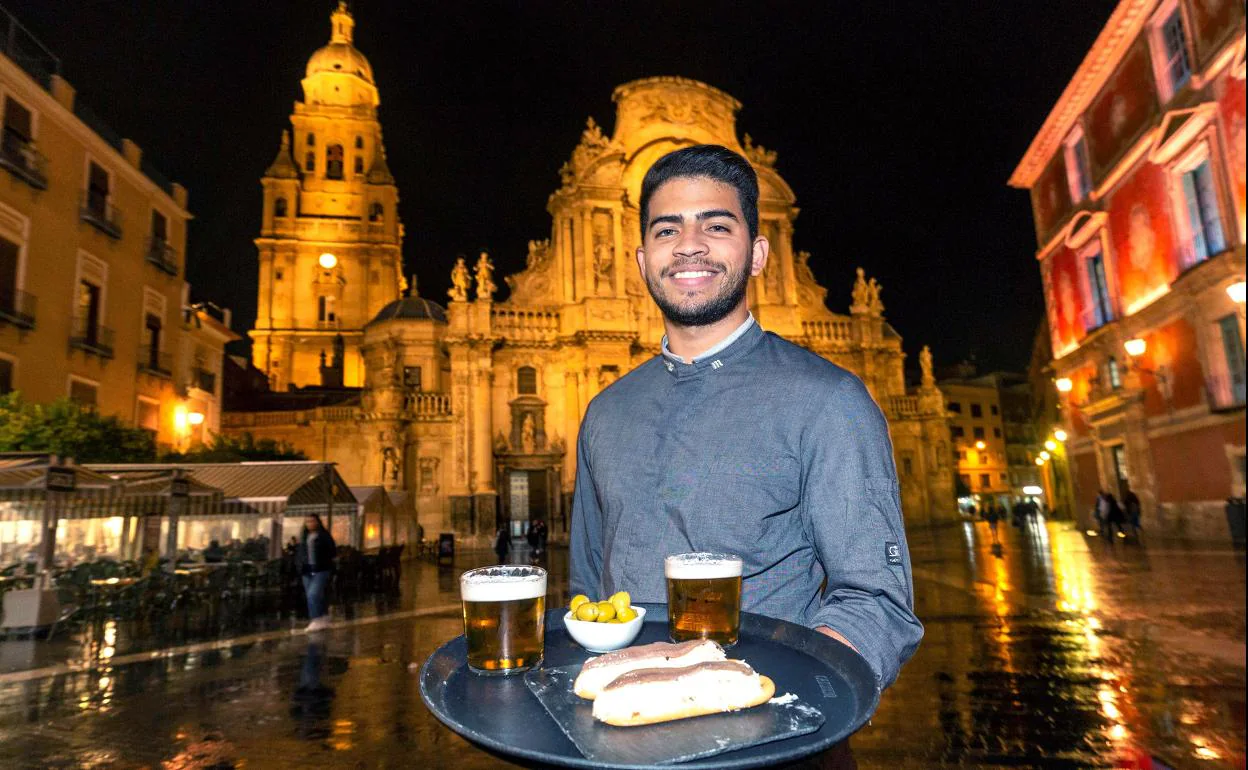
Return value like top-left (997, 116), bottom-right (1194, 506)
top-left (1010, 0), bottom-right (1245, 539)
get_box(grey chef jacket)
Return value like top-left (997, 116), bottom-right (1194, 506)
top-left (569, 321), bottom-right (923, 688)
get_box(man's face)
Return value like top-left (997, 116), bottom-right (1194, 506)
top-left (636, 176), bottom-right (767, 327)
top-left (305, 517), bottom-right (318, 531)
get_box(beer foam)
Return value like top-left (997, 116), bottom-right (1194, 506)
top-left (460, 568), bottom-right (547, 602)
top-left (664, 553), bottom-right (743, 580)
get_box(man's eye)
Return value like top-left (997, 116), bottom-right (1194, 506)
top-left (707, 224), bottom-right (729, 232)
top-left (656, 228), bottom-right (676, 237)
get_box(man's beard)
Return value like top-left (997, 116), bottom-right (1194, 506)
top-left (645, 258), bottom-right (751, 327)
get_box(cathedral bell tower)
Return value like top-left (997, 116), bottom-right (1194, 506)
top-left (250, 2), bottom-right (404, 390)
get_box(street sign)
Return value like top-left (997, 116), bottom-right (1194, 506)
top-left (45, 467), bottom-right (75, 492)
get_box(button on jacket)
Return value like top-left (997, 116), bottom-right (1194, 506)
top-left (569, 321), bottom-right (923, 688)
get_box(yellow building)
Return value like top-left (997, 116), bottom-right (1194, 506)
top-left (225, 6), bottom-right (955, 542)
top-left (249, 2), bottom-right (404, 391)
top-left (0, 9), bottom-right (235, 450)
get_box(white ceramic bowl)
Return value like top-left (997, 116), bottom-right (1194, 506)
top-left (562, 606), bottom-right (647, 653)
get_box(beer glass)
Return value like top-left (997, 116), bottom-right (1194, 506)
top-left (665, 552), bottom-right (743, 647)
top-left (460, 565), bottom-right (546, 675)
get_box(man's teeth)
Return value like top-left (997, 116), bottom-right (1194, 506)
top-left (672, 270), bottom-right (715, 279)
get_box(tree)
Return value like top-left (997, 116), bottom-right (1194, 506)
top-left (161, 432), bottom-right (307, 463)
top-left (0, 392), bottom-right (156, 462)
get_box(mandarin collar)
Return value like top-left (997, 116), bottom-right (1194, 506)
top-left (660, 321), bottom-right (765, 380)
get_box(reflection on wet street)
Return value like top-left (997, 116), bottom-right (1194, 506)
top-left (0, 521), bottom-right (1242, 769)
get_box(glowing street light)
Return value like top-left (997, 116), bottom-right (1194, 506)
top-left (318, 252), bottom-right (338, 269)
top-left (1124, 338), bottom-right (1147, 358)
top-left (187, 411), bottom-right (205, 426)
top-left (1054, 429), bottom-right (1068, 442)
top-left (1228, 280), bottom-right (1246, 304)
top-left (1045, 439), bottom-right (1058, 451)
top-left (1055, 377), bottom-right (1074, 393)
top-left (1035, 457), bottom-right (1046, 466)
top-left (975, 440), bottom-right (986, 450)
top-left (1040, 450), bottom-right (1051, 461)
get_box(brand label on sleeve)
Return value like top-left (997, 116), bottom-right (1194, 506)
top-left (885, 541), bottom-right (902, 566)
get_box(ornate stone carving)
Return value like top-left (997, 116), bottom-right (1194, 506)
top-left (449, 256), bottom-right (470, 302)
top-left (850, 267), bottom-right (884, 316)
top-left (494, 431), bottom-right (510, 454)
top-left (920, 345), bottom-right (934, 388)
top-left (418, 456), bottom-right (440, 494)
top-left (635, 90), bottom-right (712, 126)
top-left (742, 134), bottom-right (777, 168)
top-left (593, 210), bottom-right (615, 294)
top-left (382, 445), bottom-right (401, 487)
top-left (792, 250), bottom-right (828, 312)
top-left (504, 239), bottom-right (553, 303)
top-left (474, 251), bottom-right (496, 300)
top-left (520, 414), bottom-right (535, 454)
top-left (560, 117), bottom-right (622, 187)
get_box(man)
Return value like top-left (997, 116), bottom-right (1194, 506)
top-left (1122, 485), bottom-right (1142, 537)
top-left (570, 145), bottom-right (923, 694)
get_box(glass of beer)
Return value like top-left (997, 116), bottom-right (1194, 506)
top-left (460, 565), bottom-right (546, 675)
top-left (665, 552), bottom-right (743, 647)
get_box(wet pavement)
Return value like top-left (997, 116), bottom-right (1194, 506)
top-left (0, 519), bottom-right (1242, 769)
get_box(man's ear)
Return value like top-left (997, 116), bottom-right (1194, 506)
top-left (635, 245), bottom-right (646, 275)
top-left (750, 236), bottom-right (770, 277)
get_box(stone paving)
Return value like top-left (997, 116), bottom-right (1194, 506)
top-left (0, 518), bottom-right (1242, 769)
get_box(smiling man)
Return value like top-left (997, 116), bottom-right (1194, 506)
top-left (569, 145), bottom-right (923, 696)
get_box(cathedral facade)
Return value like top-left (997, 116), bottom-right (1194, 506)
top-left (225, 6), bottom-right (953, 543)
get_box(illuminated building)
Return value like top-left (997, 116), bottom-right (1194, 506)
top-left (229, 7), bottom-right (954, 541)
top-left (249, 2), bottom-right (403, 391)
top-left (0, 8), bottom-right (235, 450)
top-left (940, 369), bottom-right (1044, 507)
top-left (1010, 0), bottom-right (1245, 536)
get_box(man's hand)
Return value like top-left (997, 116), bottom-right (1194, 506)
top-left (816, 626), bottom-right (859, 652)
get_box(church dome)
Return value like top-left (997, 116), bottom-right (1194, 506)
top-left (368, 297), bottom-right (448, 325)
top-left (305, 3), bottom-right (374, 84)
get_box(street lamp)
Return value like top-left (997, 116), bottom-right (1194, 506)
top-left (1035, 457), bottom-right (1046, 466)
top-left (318, 252), bottom-right (338, 269)
top-left (1055, 377), bottom-right (1073, 393)
top-left (1045, 439), bottom-right (1058, 451)
top-left (1040, 450), bottom-right (1051, 461)
top-left (1124, 338), bottom-right (1147, 358)
top-left (1054, 429), bottom-right (1068, 442)
top-left (975, 440), bottom-right (986, 450)
top-left (1228, 280), bottom-right (1246, 305)
top-left (187, 411), bottom-right (205, 426)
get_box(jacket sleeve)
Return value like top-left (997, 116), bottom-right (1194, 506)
top-left (804, 374), bottom-right (924, 689)
top-left (569, 411), bottom-right (603, 598)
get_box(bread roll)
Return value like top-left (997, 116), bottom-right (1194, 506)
top-left (573, 639), bottom-right (725, 700)
top-left (592, 660), bottom-right (776, 726)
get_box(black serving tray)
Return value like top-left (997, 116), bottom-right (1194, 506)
top-left (419, 603), bottom-right (880, 769)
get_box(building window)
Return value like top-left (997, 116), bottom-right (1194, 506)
top-left (274, 197), bottom-right (288, 218)
top-left (1085, 245), bottom-right (1114, 329)
top-left (1211, 314), bottom-right (1247, 408)
top-left (354, 156), bottom-right (364, 174)
top-left (326, 145), bottom-right (344, 179)
top-left (69, 379), bottom-right (97, 408)
top-left (317, 295), bottom-right (336, 324)
top-left (517, 366), bottom-right (537, 395)
top-left (1176, 157), bottom-right (1226, 268)
top-left (136, 398), bottom-right (159, 434)
top-left (0, 233), bottom-right (19, 321)
top-left (369, 202), bottom-right (384, 222)
top-left (151, 210), bottom-right (167, 244)
top-left (404, 366), bottom-right (423, 390)
top-left (86, 161), bottom-right (110, 218)
top-left (993, 427), bottom-right (1002, 438)
top-left (77, 279), bottom-right (103, 344)
top-left (948, 402), bottom-right (962, 413)
top-left (958, 450), bottom-right (966, 462)
top-left (901, 456), bottom-right (913, 477)
top-left (1000, 474), bottom-right (1009, 488)
top-left (1149, 2), bottom-right (1191, 101)
top-left (307, 133), bottom-right (315, 147)
top-left (959, 473), bottom-right (971, 491)
top-left (979, 473), bottom-right (991, 489)
top-left (354, 136), bottom-right (364, 149)
top-left (274, 269), bottom-right (284, 281)
top-left (970, 403), bottom-right (982, 418)
top-left (1107, 357), bottom-right (1123, 390)
top-left (951, 425), bottom-right (965, 439)
top-left (990, 404), bottom-right (999, 416)
top-left (973, 426), bottom-right (985, 439)
top-left (1063, 126), bottom-right (1093, 202)
top-left (142, 313), bottom-right (162, 368)
top-left (0, 356), bottom-right (12, 394)
top-left (1, 95), bottom-right (44, 187)
top-left (305, 152), bottom-right (315, 172)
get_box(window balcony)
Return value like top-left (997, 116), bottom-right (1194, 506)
top-left (0, 289), bottom-right (36, 329)
top-left (69, 318), bottom-right (114, 358)
top-left (145, 238), bottom-right (179, 276)
top-left (190, 367), bottom-right (216, 393)
top-left (137, 349), bottom-right (172, 378)
top-left (79, 192), bottom-right (122, 239)
top-left (0, 134), bottom-right (47, 189)
top-left (1207, 373), bottom-right (1247, 412)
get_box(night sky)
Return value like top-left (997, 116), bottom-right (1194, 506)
top-left (11, 1), bottom-right (1116, 373)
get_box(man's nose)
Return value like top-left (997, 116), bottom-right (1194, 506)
top-left (672, 227), bottom-right (708, 259)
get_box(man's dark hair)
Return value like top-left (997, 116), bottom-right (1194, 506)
top-left (638, 144), bottom-right (760, 240)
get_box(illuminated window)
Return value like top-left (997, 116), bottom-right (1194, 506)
top-left (1107, 357), bottom-right (1123, 390)
top-left (1211, 314), bottom-right (1246, 408)
top-left (1177, 157), bottom-right (1226, 268)
top-left (317, 295), bottom-right (336, 324)
top-left (1148, 2), bottom-right (1191, 101)
top-left (1084, 245), bottom-right (1114, 329)
top-left (1063, 126), bottom-right (1093, 202)
top-left (517, 366), bottom-right (537, 395)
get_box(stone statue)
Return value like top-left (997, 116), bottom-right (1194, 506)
top-left (494, 431), bottom-right (509, 454)
top-left (474, 251), bottom-right (496, 301)
top-left (920, 345), bottom-right (934, 387)
top-left (866, 277), bottom-right (884, 316)
top-left (448, 256), bottom-right (470, 302)
top-left (520, 414), bottom-right (535, 454)
top-left (851, 267), bottom-right (870, 313)
top-left (593, 211), bottom-right (615, 294)
top-left (382, 446), bottom-right (400, 487)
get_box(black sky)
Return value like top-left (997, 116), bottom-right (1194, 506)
top-left (10, 1), bottom-right (1116, 373)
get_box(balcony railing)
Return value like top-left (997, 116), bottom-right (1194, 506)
top-left (69, 318), bottom-right (114, 358)
top-left (0, 133), bottom-right (47, 189)
top-left (0, 290), bottom-right (36, 330)
top-left (316, 319), bottom-right (340, 330)
top-left (79, 192), bottom-right (122, 239)
top-left (190, 367), bottom-right (216, 394)
top-left (145, 238), bottom-right (179, 276)
top-left (137, 349), bottom-right (172, 378)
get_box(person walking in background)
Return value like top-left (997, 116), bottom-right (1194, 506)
top-left (493, 526), bottom-right (510, 565)
top-left (1123, 486), bottom-right (1142, 537)
top-left (296, 514), bottom-right (336, 631)
top-left (985, 504), bottom-right (1000, 546)
top-left (1095, 490), bottom-right (1110, 537)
